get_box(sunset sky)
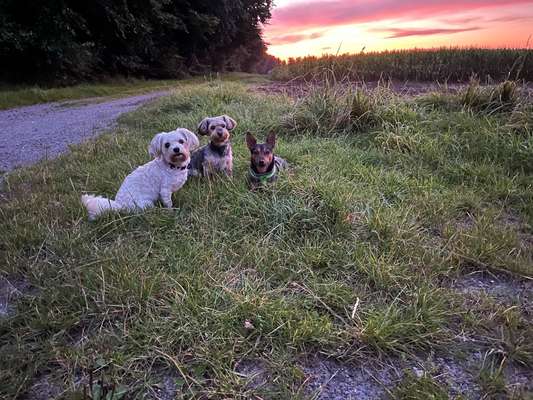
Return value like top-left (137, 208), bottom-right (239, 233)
top-left (263, 0), bottom-right (533, 59)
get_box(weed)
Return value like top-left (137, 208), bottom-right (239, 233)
top-left (281, 84), bottom-right (382, 136)
top-left (392, 372), bottom-right (450, 400)
top-left (461, 80), bottom-right (519, 113)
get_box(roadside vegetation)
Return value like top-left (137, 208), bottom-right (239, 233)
top-left (0, 73), bottom-right (270, 110)
top-left (0, 79), bottom-right (182, 110)
top-left (0, 79), bottom-right (178, 109)
top-left (0, 77), bottom-right (531, 399)
top-left (272, 48), bottom-right (533, 82)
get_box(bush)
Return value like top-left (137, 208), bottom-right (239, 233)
top-left (461, 80), bottom-right (519, 113)
top-left (281, 85), bottom-right (380, 136)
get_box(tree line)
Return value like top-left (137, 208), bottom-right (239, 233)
top-left (0, 0), bottom-right (280, 83)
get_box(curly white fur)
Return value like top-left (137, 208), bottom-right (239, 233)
top-left (81, 128), bottom-right (199, 220)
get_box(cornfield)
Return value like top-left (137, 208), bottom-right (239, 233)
top-left (271, 48), bottom-right (533, 82)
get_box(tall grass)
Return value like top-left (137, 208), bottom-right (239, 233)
top-left (272, 48), bottom-right (533, 82)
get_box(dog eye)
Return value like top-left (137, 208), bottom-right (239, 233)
top-left (164, 143), bottom-right (170, 148)
top-left (264, 150), bottom-right (271, 155)
top-left (210, 126), bottom-right (215, 130)
top-left (221, 123), bottom-right (226, 128)
top-left (178, 139), bottom-right (184, 144)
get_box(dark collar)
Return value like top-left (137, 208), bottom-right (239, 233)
top-left (168, 162), bottom-right (187, 170)
top-left (209, 142), bottom-right (228, 157)
top-left (249, 159), bottom-right (277, 183)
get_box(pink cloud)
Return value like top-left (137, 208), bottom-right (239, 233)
top-left (489, 15), bottom-right (533, 21)
top-left (269, 0), bottom-right (533, 31)
top-left (268, 31), bottom-right (326, 45)
top-left (440, 16), bottom-right (481, 24)
top-left (376, 27), bottom-right (483, 39)
top-left (439, 14), bottom-right (532, 25)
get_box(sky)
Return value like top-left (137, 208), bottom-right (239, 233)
top-left (263, 0), bottom-right (533, 59)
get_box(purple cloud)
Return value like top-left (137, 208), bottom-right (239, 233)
top-left (268, 31), bottom-right (326, 45)
top-left (489, 15), bottom-right (533, 21)
top-left (377, 26), bottom-right (483, 38)
top-left (270, 0), bottom-right (533, 31)
top-left (441, 16), bottom-right (481, 24)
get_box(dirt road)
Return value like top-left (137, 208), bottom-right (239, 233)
top-left (0, 91), bottom-right (169, 173)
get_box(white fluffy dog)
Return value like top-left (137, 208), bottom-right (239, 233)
top-left (81, 128), bottom-right (199, 220)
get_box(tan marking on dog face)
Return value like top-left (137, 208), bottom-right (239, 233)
top-left (208, 120), bottom-right (230, 145)
top-left (246, 132), bottom-right (276, 174)
top-left (251, 144), bottom-right (274, 173)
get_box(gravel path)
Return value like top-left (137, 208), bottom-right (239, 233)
top-left (0, 90), bottom-right (169, 173)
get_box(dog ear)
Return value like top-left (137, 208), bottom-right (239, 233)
top-left (179, 128), bottom-right (200, 151)
top-left (198, 118), bottom-right (210, 135)
top-left (266, 132), bottom-right (276, 149)
top-left (149, 132), bottom-right (165, 158)
top-left (245, 132), bottom-right (257, 150)
top-left (222, 115), bottom-right (237, 131)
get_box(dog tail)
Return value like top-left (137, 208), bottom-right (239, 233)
top-left (81, 194), bottom-right (122, 220)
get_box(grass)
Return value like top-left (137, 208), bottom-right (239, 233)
top-left (0, 77), bottom-right (532, 399)
top-left (0, 79), bottom-right (180, 110)
top-left (392, 373), bottom-right (450, 400)
top-left (272, 48), bottom-right (533, 82)
top-left (0, 72), bottom-right (269, 110)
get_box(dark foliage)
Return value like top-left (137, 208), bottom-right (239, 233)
top-left (0, 0), bottom-right (279, 83)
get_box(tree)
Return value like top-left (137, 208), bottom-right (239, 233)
top-left (0, 0), bottom-right (275, 83)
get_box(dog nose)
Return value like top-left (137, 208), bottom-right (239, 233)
top-left (217, 131), bottom-right (223, 137)
top-left (173, 147), bottom-right (181, 153)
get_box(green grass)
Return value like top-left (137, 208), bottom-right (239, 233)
top-left (0, 79), bottom-right (180, 110)
top-left (0, 72), bottom-right (269, 110)
top-left (0, 78), bottom-right (531, 399)
top-left (392, 373), bottom-right (450, 400)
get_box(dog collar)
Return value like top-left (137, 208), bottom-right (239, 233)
top-left (249, 164), bottom-right (277, 183)
top-left (209, 142), bottom-right (228, 156)
top-left (168, 162), bottom-right (187, 170)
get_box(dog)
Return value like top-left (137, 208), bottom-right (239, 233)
top-left (81, 128), bottom-right (199, 220)
top-left (188, 115), bottom-right (237, 177)
top-left (245, 131), bottom-right (288, 188)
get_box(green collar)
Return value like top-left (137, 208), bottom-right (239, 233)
top-left (249, 164), bottom-right (277, 183)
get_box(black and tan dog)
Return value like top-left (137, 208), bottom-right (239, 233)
top-left (245, 132), bottom-right (288, 189)
top-left (189, 115), bottom-right (237, 177)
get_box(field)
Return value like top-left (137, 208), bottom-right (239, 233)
top-left (1, 76), bottom-right (532, 399)
top-left (272, 48), bottom-right (533, 83)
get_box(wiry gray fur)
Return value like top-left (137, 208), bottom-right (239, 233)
top-left (189, 115), bottom-right (236, 177)
top-left (188, 142), bottom-right (233, 177)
